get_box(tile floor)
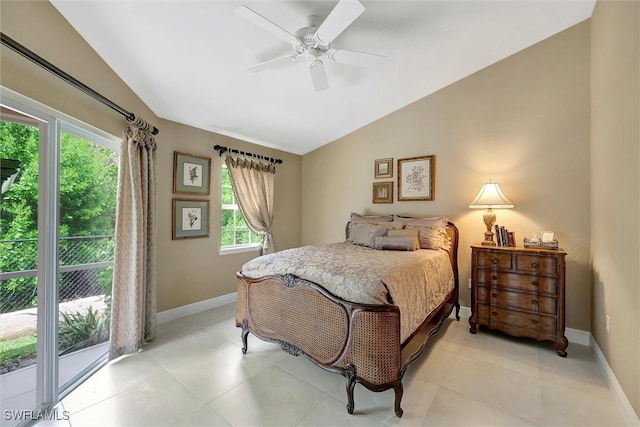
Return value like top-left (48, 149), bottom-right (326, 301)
top-left (52, 303), bottom-right (625, 426)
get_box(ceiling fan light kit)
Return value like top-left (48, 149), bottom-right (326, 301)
top-left (235, 0), bottom-right (386, 92)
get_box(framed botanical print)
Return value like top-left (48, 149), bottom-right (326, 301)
top-left (172, 199), bottom-right (210, 239)
top-left (373, 181), bottom-right (394, 203)
top-left (374, 158), bottom-right (393, 178)
top-left (173, 151), bottom-right (211, 195)
top-left (397, 155), bottom-right (435, 201)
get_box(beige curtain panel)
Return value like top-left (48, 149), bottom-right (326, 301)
top-left (225, 155), bottom-right (276, 254)
top-left (109, 124), bottom-right (158, 359)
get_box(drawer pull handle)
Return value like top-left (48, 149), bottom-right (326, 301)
top-left (531, 319), bottom-right (538, 324)
top-left (531, 262), bottom-right (540, 268)
top-left (531, 280), bottom-right (539, 287)
top-left (491, 257), bottom-right (499, 264)
top-left (492, 275), bottom-right (498, 280)
top-left (492, 293), bottom-right (498, 298)
top-left (531, 300), bottom-right (538, 305)
top-left (492, 311), bottom-right (498, 316)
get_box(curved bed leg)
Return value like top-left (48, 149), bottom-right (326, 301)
top-left (241, 319), bottom-right (249, 354)
top-left (393, 381), bottom-right (404, 418)
top-left (455, 301), bottom-right (461, 321)
top-left (393, 381), bottom-right (404, 417)
top-left (345, 364), bottom-right (356, 414)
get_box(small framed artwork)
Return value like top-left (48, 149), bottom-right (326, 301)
top-left (173, 151), bottom-right (211, 195)
top-left (374, 158), bottom-right (393, 178)
top-left (373, 181), bottom-right (394, 203)
top-left (541, 231), bottom-right (555, 242)
top-left (172, 198), bottom-right (210, 239)
top-left (397, 155), bottom-right (435, 201)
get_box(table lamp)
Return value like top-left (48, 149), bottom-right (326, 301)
top-left (469, 180), bottom-right (514, 246)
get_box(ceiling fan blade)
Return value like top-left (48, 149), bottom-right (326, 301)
top-left (235, 6), bottom-right (299, 46)
top-left (309, 60), bottom-right (329, 91)
top-left (247, 54), bottom-right (299, 72)
top-left (313, 0), bottom-right (365, 45)
top-left (327, 48), bottom-right (386, 67)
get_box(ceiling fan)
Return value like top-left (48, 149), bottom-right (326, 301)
top-left (235, 0), bottom-right (386, 91)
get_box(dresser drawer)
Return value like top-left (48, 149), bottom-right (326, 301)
top-left (515, 254), bottom-right (558, 275)
top-left (476, 252), bottom-right (512, 270)
top-left (477, 287), bottom-right (557, 315)
top-left (476, 270), bottom-right (558, 295)
top-left (477, 304), bottom-right (556, 333)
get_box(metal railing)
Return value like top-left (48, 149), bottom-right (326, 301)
top-left (0, 235), bottom-right (114, 313)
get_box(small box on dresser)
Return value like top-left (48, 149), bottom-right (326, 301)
top-left (468, 245), bottom-right (569, 357)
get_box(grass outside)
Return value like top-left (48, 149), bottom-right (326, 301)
top-left (0, 334), bottom-right (37, 364)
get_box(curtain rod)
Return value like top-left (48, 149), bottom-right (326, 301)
top-left (0, 32), bottom-right (159, 135)
top-left (214, 144), bottom-right (283, 164)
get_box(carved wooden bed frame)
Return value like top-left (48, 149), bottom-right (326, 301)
top-left (235, 221), bottom-right (460, 417)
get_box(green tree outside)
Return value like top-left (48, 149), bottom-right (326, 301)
top-left (1, 121), bottom-right (118, 312)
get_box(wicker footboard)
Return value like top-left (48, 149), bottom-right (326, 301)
top-left (236, 272), bottom-right (456, 417)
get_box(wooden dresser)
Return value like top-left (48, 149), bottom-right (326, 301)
top-left (469, 245), bottom-right (568, 357)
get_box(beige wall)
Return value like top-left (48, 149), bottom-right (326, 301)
top-left (591, 0), bottom-right (640, 418)
top-left (302, 21), bottom-right (592, 331)
top-left (0, 1), bottom-right (302, 312)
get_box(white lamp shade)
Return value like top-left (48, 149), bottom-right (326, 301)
top-left (469, 182), bottom-right (514, 209)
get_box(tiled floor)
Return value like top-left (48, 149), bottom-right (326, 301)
top-left (54, 303), bottom-right (625, 426)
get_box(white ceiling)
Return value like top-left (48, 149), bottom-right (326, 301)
top-left (50, 0), bottom-right (595, 155)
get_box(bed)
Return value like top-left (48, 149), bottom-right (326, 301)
top-left (235, 214), bottom-right (460, 417)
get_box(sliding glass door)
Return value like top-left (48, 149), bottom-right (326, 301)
top-left (1, 92), bottom-right (118, 426)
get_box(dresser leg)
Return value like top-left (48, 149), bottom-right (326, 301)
top-left (469, 318), bottom-right (477, 334)
top-left (556, 335), bottom-right (569, 357)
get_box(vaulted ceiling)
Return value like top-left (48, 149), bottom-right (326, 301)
top-left (50, 0), bottom-right (595, 155)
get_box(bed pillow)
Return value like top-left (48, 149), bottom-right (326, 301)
top-left (350, 222), bottom-right (387, 247)
top-left (370, 221), bottom-right (405, 230)
top-left (393, 215), bottom-right (448, 228)
top-left (373, 235), bottom-right (420, 251)
top-left (351, 212), bottom-right (394, 223)
top-left (405, 224), bottom-right (451, 251)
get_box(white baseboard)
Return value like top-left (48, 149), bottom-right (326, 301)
top-left (591, 337), bottom-right (640, 426)
top-left (565, 327), bottom-right (591, 346)
top-left (156, 292), bottom-right (237, 324)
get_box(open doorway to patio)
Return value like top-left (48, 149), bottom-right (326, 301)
top-left (1, 94), bottom-right (118, 426)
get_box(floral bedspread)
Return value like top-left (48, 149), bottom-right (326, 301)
top-left (240, 242), bottom-right (454, 342)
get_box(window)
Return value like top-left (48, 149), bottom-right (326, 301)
top-left (221, 165), bottom-right (260, 251)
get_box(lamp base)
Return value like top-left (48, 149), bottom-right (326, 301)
top-left (481, 208), bottom-right (497, 246)
top-left (482, 230), bottom-right (496, 246)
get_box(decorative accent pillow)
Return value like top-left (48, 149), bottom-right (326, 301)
top-left (374, 236), bottom-right (420, 251)
top-left (405, 224), bottom-right (451, 251)
top-left (387, 229), bottom-right (420, 239)
top-left (350, 222), bottom-right (387, 247)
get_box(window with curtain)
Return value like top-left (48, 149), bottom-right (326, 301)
top-left (221, 164), bottom-right (260, 250)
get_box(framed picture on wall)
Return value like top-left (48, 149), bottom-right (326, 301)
top-left (397, 155), bottom-right (435, 201)
top-left (373, 181), bottom-right (394, 203)
top-left (172, 198), bottom-right (210, 239)
top-left (173, 151), bottom-right (211, 195)
top-left (374, 158), bottom-right (393, 178)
